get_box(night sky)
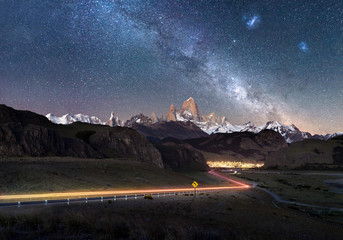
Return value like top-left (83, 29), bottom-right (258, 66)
top-left (1, 0), bottom-right (343, 134)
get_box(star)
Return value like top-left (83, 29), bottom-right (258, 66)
top-left (298, 41), bottom-right (309, 52)
top-left (1, 1), bottom-right (343, 134)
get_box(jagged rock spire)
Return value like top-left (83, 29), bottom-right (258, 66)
top-left (181, 97), bottom-right (200, 121)
top-left (150, 112), bottom-right (158, 123)
top-left (107, 112), bottom-right (121, 127)
top-left (166, 104), bottom-right (176, 121)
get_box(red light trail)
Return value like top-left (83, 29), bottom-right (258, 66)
top-left (208, 170), bottom-right (251, 188)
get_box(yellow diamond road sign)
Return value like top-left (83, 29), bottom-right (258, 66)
top-left (192, 181), bottom-right (198, 188)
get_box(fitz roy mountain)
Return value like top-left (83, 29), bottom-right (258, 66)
top-left (45, 97), bottom-right (342, 143)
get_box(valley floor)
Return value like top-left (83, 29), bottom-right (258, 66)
top-left (0, 188), bottom-right (342, 240)
top-left (0, 157), bottom-right (226, 198)
top-left (224, 170), bottom-right (343, 224)
top-left (0, 158), bottom-right (342, 239)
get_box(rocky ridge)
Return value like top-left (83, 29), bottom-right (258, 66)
top-left (0, 104), bottom-right (164, 168)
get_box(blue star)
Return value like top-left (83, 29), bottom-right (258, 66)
top-left (298, 41), bottom-right (309, 52)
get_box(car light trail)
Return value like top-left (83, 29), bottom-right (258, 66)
top-left (209, 170), bottom-right (251, 188)
top-left (0, 171), bottom-right (250, 201)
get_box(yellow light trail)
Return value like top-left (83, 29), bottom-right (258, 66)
top-left (0, 171), bottom-right (250, 201)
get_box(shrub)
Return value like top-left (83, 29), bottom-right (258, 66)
top-left (144, 195), bottom-right (153, 200)
top-left (313, 148), bottom-right (321, 154)
top-left (266, 165), bottom-right (279, 170)
top-left (111, 221), bottom-right (130, 238)
top-left (333, 146), bottom-right (343, 164)
top-left (277, 179), bottom-right (291, 186)
top-left (65, 217), bottom-right (87, 234)
top-left (327, 210), bottom-right (343, 216)
top-left (184, 226), bottom-right (221, 240)
top-left (75, 130), bottom-right (96, 143)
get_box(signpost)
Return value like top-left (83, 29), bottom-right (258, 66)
top-left (192, 181), bottom-right (198, 196)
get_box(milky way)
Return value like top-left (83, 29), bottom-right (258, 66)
top-left (1, 0), bottom-right (343, 134)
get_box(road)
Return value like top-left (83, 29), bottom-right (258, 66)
top-left (0, 170), bottom-right (250, 207)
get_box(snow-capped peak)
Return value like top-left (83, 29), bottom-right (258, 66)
top-left (263, 121), bottom-right (284, 128)
top-left (110, 112), bottom-right (115, 120)
top-left (106, 112), bottom-right (122, 127)
top-left (46, 113), bottom-right (105, 125)
top-left (261, 121), bottom-right (300, 134)
top-left (45, 97), bottom-right (342, 143)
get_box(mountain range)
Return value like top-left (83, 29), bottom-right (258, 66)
top-left (46, 97), bottom-right (342, 143)
top-left (46, 113), bottom-right (104, 125)
top-left (2, 103), bottom-right (342, 169)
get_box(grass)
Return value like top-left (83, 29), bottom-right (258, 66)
top-left (0, 157), bottom-right (227, 201)
top-left (265, 138), bottom-right (343, 168)
top-left (227, 170), bottom-right (343, 208)
top-left (222, 170), bottom-right (343, 223)
top-left (0, 191), bottom-right (342, 240)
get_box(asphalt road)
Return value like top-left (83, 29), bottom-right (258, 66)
top-left (0, 171), bottom-right (250, 208)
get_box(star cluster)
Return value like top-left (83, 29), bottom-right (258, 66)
top-left (1, 0), bottom-right (343, 134)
